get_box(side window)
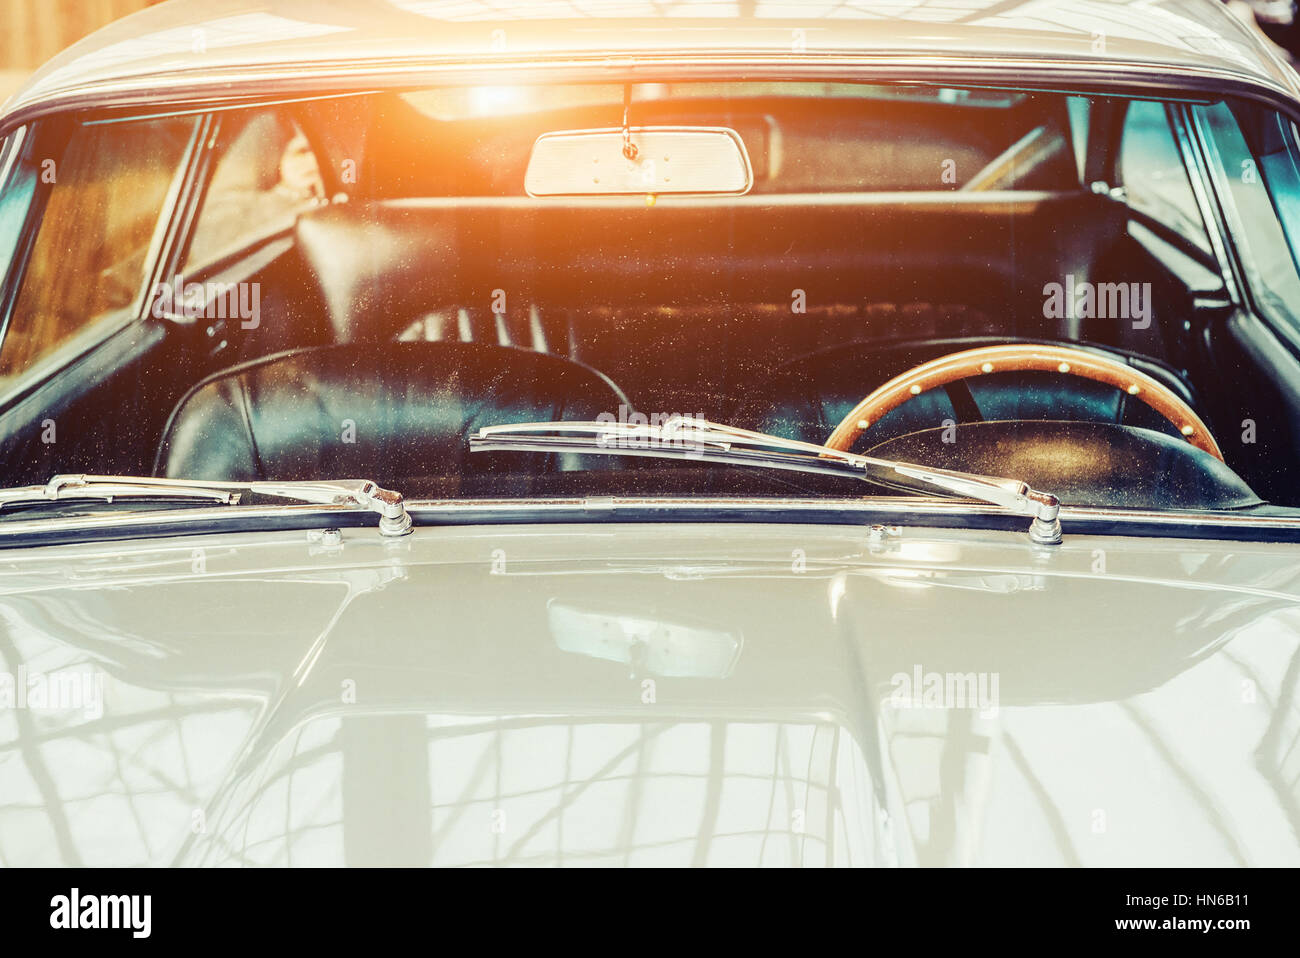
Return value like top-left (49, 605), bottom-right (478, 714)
top-left (184, 109), bottom-right (326, 270)
top-left (1119, 100), bottom-right (1212, 255)
top-left (0, 129), bottom-right (39, 293)
top-left (0, 115), bottom-right (197, 383)
top-left (1194, 100), bottom-right (1300, 331)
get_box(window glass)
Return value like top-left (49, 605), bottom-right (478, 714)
top-left (0, 84), bottom-right (1290, 512)
top-left (382, 82), bottom-right (1079, 195)
top-left (1195, 100), bottom-right (1300, 329)
top-left (185, 109), bottom-right (326, 270)
top-left (1119, 100), bottom-right (1211, 254)
top-left (0, 115), bottom-right (197, 382)
top-left (0, 129), bottom-right (39, 291)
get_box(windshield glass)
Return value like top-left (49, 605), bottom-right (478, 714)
top-left (0, 81), bottom-right (1293, 515)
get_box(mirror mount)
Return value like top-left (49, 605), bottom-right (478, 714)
top-left (621, 83), bottom-right (638, 162)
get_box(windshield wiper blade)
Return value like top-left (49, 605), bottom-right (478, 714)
top-left (470, 416), bottom-right (1062, 544)
top-left (0, 475), bottom-right (413, 536)
top-left (0, 476), bottom-right (239, 510)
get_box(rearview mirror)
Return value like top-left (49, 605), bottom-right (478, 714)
top-left (525, 126), bottom-right (753, 197)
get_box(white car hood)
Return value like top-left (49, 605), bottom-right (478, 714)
top-left (0, 521), bottom-right (1297, 866)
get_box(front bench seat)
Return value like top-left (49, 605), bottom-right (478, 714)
top-left (155, 342), bottom-right (628, 483)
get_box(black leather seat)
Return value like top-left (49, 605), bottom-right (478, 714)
top-left (155, 342), bottom-right (628, 484)
top-left (293, 193), bottom-right (1123, 347)
top-left (738, 337), bottom-right (1205, 451)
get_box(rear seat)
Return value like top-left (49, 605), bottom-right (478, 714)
top-left (292, 192), bottom-right (1128, 413)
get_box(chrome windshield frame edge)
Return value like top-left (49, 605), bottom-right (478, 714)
top-left (0, 497), bottom-right (1297, 547)
top-left (0, 502), bottom-right (364, 536)
top-left (399, 498), bottom-right (1300, 530)
top-left (2, 53), bottom-right (1296, 140)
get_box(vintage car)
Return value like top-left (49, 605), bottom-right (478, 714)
top-left (0, 0), bottom-right (1298, 869)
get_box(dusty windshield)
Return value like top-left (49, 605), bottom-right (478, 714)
top-left (0, 81), bottom-right (1296, 514)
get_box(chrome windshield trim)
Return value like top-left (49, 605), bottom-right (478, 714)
top-left (0, 496), bottom-right (1298, 547)
top-left (399, 498), bottom-right (1300, 531)
top-left (0, 502), bottom-right (362, 538)
top-left (1169, 102), bottom-right (1244, 306)
top-left (3, 53), bottom-right (1297, 139)
top-left (0, 125), bottom-right (27, 191)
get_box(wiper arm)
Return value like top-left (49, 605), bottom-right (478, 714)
top-left (470, 416), bottom-right (1062, 544)
top-left (0, 476), bottom-right (239, 510)
top-left (888, 462), bottom-right (1062, 543)
top-left (0, 475), bottom-right (413, 536)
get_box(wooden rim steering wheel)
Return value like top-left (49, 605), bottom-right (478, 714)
top-left (824, 343), bottom-right (1224, 461)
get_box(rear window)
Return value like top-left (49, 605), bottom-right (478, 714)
top-left (350, 82), bottom-right (1081, 196)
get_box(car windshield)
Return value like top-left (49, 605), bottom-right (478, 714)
top-left (1, 80), bottom-right (1297, 518)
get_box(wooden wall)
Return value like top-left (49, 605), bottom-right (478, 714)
top-left (2, 0), bottom-right (169, 71)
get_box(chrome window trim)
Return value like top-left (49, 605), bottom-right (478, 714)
top-left (0, 497), bottom-right (1299, 548)
top-left (0, 122), bottom-right (47, 368)
top-left (1184, 97), bottom-right (1300, 356)
top-left (0, 58), bottom-right (1290, 539)
top-left (1, 55), bottom-right (1296, 142)
top-left (0, 125), bottom-right (28, 194)
top-left (0, 124), bottom-right (31, 297)
top-left (134, 114), bottom-right (213, 322)
top-left (1183, 102), bottom-right (1261, 308)
top-left (0, 503), bottom-right (367, 541)
top-left (399, 498), bottom-right (1300, 535)
top-left (1168, 102), bottom-right (1245, 305)
top-left (80, 90), bottom-right (379, 126)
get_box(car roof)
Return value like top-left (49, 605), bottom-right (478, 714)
top-left (3, 0), bottom-right (1297, 124)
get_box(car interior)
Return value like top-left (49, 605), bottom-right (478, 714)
top-left (3, 82), bottom-right (1299, 510)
